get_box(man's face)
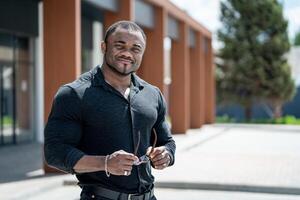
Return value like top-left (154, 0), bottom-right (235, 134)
top-left (103, 27), bottom-right (146, 76)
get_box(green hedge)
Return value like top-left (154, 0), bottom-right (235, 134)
top-left (2, 116), bottom-right (13, 126)
top-left (216, 115), bottom-right (300, 125)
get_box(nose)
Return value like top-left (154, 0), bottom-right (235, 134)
top-left (119, 51), bottom-right (133, 60)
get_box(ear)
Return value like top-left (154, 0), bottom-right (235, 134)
top-left (101, 41), bottom-right (106, 54)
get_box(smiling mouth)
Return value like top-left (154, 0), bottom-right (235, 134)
top-left (117, 58), bottom-right (133, 64)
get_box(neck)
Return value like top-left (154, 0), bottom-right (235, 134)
top-left (101, 63), bottom-right (131, 90)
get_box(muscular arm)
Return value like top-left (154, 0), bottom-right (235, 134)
top-left (73, 155), bottom-right (105, 173)
top-left (44, 86), bottom-right (137, 175)
top-left (44, 86), bottom-right (105, 174)
top-left (44, 86), bottom-right (85, 173)
top-left (74, 151), bottom-right (138, 175)
top-left (151, 88), bottom-right (176, 169)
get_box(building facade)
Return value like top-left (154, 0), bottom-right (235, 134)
top-left (0, 0), bottom-right (215, 147)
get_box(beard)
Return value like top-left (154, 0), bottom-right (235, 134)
top-left (105, 53), bottom-right (137, 76)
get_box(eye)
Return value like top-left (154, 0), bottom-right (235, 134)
top-left (114, 44), bottom-right (124, 50)
top-left (132, 48), bottom-right (142, 54)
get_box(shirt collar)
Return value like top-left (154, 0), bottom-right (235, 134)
top-left (91, 66), bottom-right (105, 87)
top-left (92, 65), bottom-right (144, 90)
top-left (131, 72), bottom-right (144, 90)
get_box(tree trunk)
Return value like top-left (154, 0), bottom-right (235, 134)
top-left (273, 103), bottom-right (282, 119)
top-left (245, 105), bottom-right (252, 122)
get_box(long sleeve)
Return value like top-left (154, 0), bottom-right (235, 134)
top-left (44, 86), bottom-right (85, 173)
top-left (153, 88), bottom-right (176, 166)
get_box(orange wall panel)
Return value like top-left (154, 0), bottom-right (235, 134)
top-left (103, 0), bottom-right (134, 30)
top-left (169, 22), bottom-right (190, 134)
top-left (189, 31), bottom-right (205, 128)
top-left (44, 0), bottom-right (81, 119)
top-left (205, 38), bottom-right (215, 123)
top-left (43, 0), bottom-right (81, 173)
top-left (139, 6), bottom-right (166, 93)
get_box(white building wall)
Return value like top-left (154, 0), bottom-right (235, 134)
top-left (287, 46), bottom-right (300, 86)
top-left (34, 1), bottom-right (44, 143)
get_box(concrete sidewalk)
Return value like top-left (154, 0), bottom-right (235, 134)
top-left (1, 124), bottom-right (300, 199)
top-left (153, 124), bottom-right (300, 195)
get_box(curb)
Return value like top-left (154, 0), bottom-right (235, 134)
top-left (63, 179), bottom-right (300, 195)
top-left (155, 182), bottom-right (300, 196)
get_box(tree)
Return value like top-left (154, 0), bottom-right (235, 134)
top-left (217, 0), bottom-right (295, 120)
top-left (295, 31), bottom-right (300, 46)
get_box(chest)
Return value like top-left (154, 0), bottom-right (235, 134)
top-left (82, 87), bottom-right (158, 129)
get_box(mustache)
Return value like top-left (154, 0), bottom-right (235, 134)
top-left (116, 56), bottom-right (134, 63)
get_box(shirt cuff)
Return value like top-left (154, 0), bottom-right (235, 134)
top-left (65, 148), bottom-right (85, 174)
top-left (165, 148), bottom-right (174, 166)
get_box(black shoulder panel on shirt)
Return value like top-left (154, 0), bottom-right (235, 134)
top-left (63, 67), bottom-right (97, 99)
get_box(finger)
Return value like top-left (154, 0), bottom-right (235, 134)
top-left (123, 153), bottom-right (139, 161)
top-left (118, 151), bottom-right (135, 156)
top-left (126, 155), bottom-right (139, 161)
top-left (151, 152), bottom-right (164, 162)
top-left (149, 147), bottom-right (164, 159)
top-left (152, 152), bottom-right (170, 169)
top-left (151, 149), bottom-right (169, 162)
top-left (120, 157), bottom-right (138, 166)
top-left (119, 163), bottom-right (133, 171)
top-left (152, 156), bottom-right (169, 166)
top-left (152, 154), bottom-right (170, 167)
top-left (153, 162), bottom-right (168, 170)
top-left (117, 152), bottom-right (138, 161)
top-left (122, 164), bottom-right (133, 171)
top-left (146, 146), bottom-right (153, 155)
top-left (108, 157), bottom-right (135, 171)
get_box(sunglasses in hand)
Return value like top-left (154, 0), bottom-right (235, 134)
top-left (133, 129), bottom-right (157, 166)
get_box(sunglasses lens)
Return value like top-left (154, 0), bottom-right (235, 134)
top-left (141, 156), bottom-right (149, 162)
top-left (133, 155), bottom-right (150, 165)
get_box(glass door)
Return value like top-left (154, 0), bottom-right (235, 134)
top-left (0, 62), bottom-right (15, 144)
top-left (0, 32), bottom-right (34, 145)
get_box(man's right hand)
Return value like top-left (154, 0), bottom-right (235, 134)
top-left (107, 150), bottom-right (138, 176)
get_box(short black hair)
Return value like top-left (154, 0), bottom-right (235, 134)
top-left (104, 20), bottom-right (146, 43)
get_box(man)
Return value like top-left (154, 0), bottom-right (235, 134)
top-left (44, 21), bottom-right (176, 200)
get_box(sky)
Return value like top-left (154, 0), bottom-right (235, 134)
top-left (170, 0), bottom-right (300, 49)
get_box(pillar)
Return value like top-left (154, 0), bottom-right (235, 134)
top-left (169, 22), bottom-right (190, 134)
top-left (139, 6), bottom-right (166, 92)
top-left (189, 31), bottom-right (205, 128)
top-left (205, 38), bottom-right (215, 123)
top-left (43, 0), bottom-right (81, 172)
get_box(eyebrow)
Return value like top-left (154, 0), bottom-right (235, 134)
top-left (114, 40), bottom-right (143, 49)
top-left (114, 40), bottom-right (126, 44)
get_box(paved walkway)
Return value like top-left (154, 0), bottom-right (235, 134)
top-left (0, 142), bottom-right (43, 183)
top-left (1, 124), bottom-right (300, 199)
top-left (153, 124), bottom-right (300, 195)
